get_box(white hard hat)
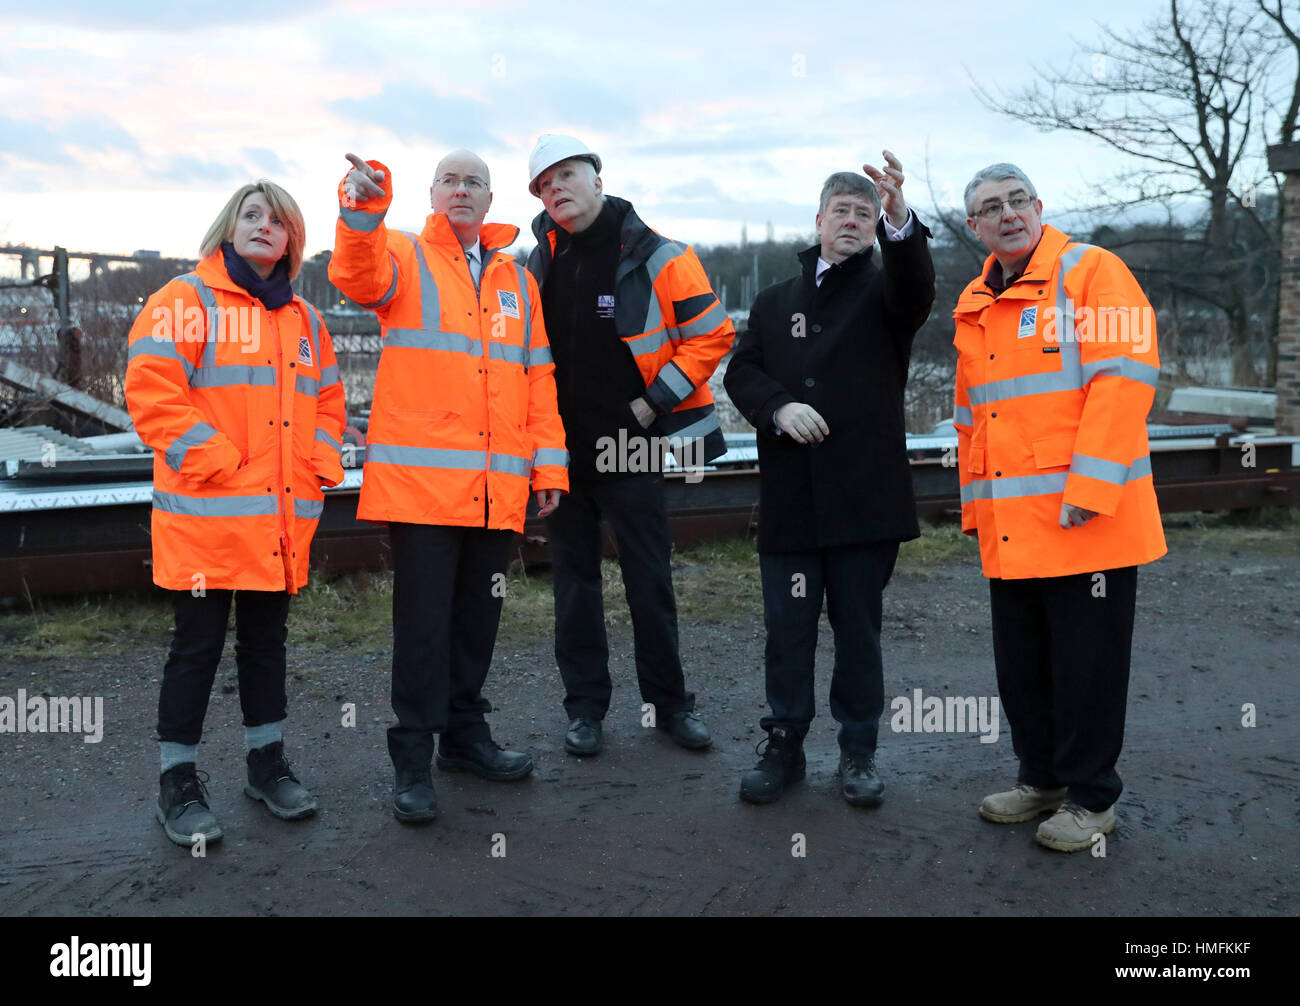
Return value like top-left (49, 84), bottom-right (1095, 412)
top-left (528, 133), bottom-right (602, 196)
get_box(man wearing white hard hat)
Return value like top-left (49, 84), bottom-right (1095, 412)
top-left (525, 133), bottom-right (735, 758)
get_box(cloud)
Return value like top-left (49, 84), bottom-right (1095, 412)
top-left (333, 83), bottom-right (504, 150)
top-left (3, 0), bottom-right (322, 30)
top-left (0, 113), bottom-right (141, 165)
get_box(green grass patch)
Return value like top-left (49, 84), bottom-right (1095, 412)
top-left (2, 511), bottom-right (1291, 664)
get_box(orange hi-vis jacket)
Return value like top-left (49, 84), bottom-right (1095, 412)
top-left (528, 196), bottom-right (735, 462)
top-left (952, 225), bottom-right (1167, 580)
top-left (328, 160), bottom-right (568, 531)
top-left (125, 253), bottom-right (347, 593)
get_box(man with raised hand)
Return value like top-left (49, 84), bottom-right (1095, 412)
top-left (330, 150), bottom-right (568, 822)
top-left (524, 134), bottom-right (734, 759)
top-left (725, 153), bottom-right (934, 808)
top-left (953, 162), bottom-right (1165, 851)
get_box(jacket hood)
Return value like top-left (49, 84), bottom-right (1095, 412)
top-left (955, 224), bottom-right (1072, 314)
top-left (421, 212), bottom-right (520, 256)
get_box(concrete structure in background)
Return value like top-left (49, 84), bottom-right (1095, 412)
top-left (1267, 142), bottom-right (1300, 436)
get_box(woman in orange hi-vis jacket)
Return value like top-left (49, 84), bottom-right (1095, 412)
top-left (125, 180), bottom-right (346, 848)
top-left (952, 163), bottom-right (1166, 855)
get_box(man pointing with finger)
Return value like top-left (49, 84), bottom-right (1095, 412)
top-left (725, 153), bottom-right (934, 807)
top-left (329, 150), bottom-right (568, 823)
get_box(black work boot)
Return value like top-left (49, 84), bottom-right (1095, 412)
top-left (157, 763), bottom-right (223, 847)
top-left (244, 741), bottom-right (317, 820)
top-left (839, 751), bottom-right (884, 808)
top-left (393, 765), bottom-right (438, 823)
top-left (739, 727), bottom-right (806, 804)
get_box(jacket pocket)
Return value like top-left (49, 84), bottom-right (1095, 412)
top-left (966, 446), bottom-right (985, 475)
top-left (1031, 434), bottom-right (1074, 469)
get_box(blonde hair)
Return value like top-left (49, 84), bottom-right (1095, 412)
top-left (200, 179), bottom-right (306, 280)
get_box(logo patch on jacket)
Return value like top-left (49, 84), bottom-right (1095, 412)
top-left (298, 336), bottom-right (313, 365)
top-left (1017, 306), bottom-right (1038, 338)
top-left (497, 290), bottom-right (519, 320)
top-left (596, 294), bottom-right (615, 319)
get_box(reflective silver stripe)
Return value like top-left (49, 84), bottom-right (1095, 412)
top-left (399, 231), bottom-right (440, 330)
top-left (128, 337), bottom-right (196, 381)
top-left (488, 342), bottom-right (526, 365)
top-left (339, 206), bottom-right (386, 232)
top-left (294, 497), bottom-right (324, 519)
top-left (676, 300), bottom-right (728, 339)
top-left (165, 421), bottom-right (219, 474)
top-left (953, 404), bottom-right (973, 426)
top-left (665, 412), bottom-right (721, 444)
top-left (528, 344), bottom-right (553, 367)
top-left (488, 453), bottom-right (530, 476)
top-left (513, 262), bottom-right (533, 362)
top-left (174, 273), bottom-right (220, 370)
top-left (296, 375), bottom-right (320, 397)
top-left (967, 370), bottom-right (1073, 406)
top-left (624, 327), bottom-right (671, 358)
top-left (1081, 355), bottom-right (1160, 388)
top-left (655, 361), bottom-right (695, 402)
top-left (385, 329), bottom-right (482, 354)
top-left (359, 253), bottom-right (400, 309)
top-left (1069, 453), bottom-right (1130, 485)
top-left (319, 363), bottom-right (340, 387)
top-left (646, 241), bottom-right (687, 282)
top-left (190, 365), bottom-right (277, 388)
top-left (960, 472), bottom-right (1068, 504)
top-left (532, 448), bottom-right (569, 468)
top-left (1128, 454), bottom-right (1152, 480)
top-left (640, 244), bottom-right (686, 339)
top-left (367, 444), bottom-right (487, 469)
top-left (304, 301), bottom-right (321, 369)
top-left (315, 428), bottom-right (342, 454)
top-left (152, 489), bottom-right (279, 517)
top-left (366, 443), bottom-right (530, 477)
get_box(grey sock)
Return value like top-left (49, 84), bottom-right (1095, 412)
top-left (160, 741), bottom-right (198, 773)
top-left (245, 720), bottom-right (283, 751)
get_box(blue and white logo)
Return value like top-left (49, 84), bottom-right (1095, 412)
top-left (1017, 306), bottom-right (1038, 339)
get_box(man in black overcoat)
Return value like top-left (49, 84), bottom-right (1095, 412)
top-left (724, 153), bottom-right (935, 807)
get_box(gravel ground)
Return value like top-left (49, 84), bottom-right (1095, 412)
top-left (0, 522), bottom-right (1296, 917)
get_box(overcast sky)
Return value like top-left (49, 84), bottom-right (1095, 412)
top-left (1, 0), bottom-right (1203, 267)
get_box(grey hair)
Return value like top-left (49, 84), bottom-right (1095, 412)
top-left (818, 172), bottom-right (879, 215)
top-left (963, 163), bottom-right (1037, 216)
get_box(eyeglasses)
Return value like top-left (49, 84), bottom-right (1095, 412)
top-left (972, 194), bottom-right (1036, 221)
top-left (435, 174), bottom-right (487, 192)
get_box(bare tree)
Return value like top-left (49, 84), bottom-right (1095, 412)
top-left (971, 0), bottom-right (1298, 385)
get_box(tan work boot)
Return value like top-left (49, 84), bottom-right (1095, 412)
top-left (1035, 801), bottom-right (1117, 852)
top-left (979, 783), bottom-right (1068, 823)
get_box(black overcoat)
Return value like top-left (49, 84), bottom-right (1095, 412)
top-left (724, 216), bottom-right (935, 552)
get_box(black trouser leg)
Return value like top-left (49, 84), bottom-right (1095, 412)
top-left (597, 474), bottom-right (692, 717)
top-left (824, 541), bottom-right (898, 757)
top-left (157, 589), bottom-right (234, 745)
top-left (232, 590), bottom-right (291, 729)
top-left (1045, 566), bottom-right (1138, 810)
top-left (990, 567), bottom-right (1138, 810)
top-left (989, 575), bottom-right (1058, 790)
top-left (758, 549), bottom-right (825, 744)
top-left (547, 483), bottom-right (612, 721)
top-left (388, 523), bottom-right (459, 771)
top-left (443, 528), bottom-right (514, 746)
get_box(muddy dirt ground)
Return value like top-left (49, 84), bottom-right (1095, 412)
top-left (1, 525), bottom-right (1295, 918)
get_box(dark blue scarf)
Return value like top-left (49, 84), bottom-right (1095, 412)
top-left (221, 241), bottom-right (293, 309)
